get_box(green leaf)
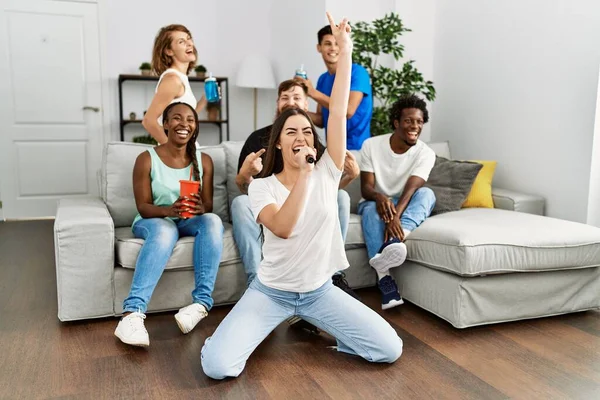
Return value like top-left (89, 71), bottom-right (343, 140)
top-left (351, 12), bottom-right (436, 135)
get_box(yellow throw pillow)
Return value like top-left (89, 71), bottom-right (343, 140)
top-left (462, 160), bottom-right (497, 208)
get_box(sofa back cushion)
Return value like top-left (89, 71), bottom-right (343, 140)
top-left (222, 141), bottom-right (245, 214)
top-left (103, 141), bottom-right (229, 228)
top-left (424, 156), bottom-right (483, 215)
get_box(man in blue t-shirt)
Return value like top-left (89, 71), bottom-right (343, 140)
top-left (297, 24), bottom-right (373, 150)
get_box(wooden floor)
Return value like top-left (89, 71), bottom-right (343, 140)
top-left (0, 220), bottom-right (599, 399)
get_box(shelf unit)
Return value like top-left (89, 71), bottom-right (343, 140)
top-left (117, 74), bottom-right (230, 142)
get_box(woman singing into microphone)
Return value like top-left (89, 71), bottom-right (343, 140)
top-left (200, 12), bottom-right (402, 380)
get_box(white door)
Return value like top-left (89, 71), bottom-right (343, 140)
top-left (0, 0), bottom-right (104, 219)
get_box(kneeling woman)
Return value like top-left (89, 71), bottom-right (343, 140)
top-left (115, 102), bottom-right (224, 347)
top-left (200, 13), bottom-right (402, 379)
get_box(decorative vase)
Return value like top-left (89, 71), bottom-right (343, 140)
top-left (129, 112), bottom-right (136, 121)
top-left (140, 69), bottom-right (151, 76)
top-left (196, 72), bottom-right (206, 79)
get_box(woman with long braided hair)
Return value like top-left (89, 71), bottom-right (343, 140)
top-left (115, 102), bottom-right (224, 347)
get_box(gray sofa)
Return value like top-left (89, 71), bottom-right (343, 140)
top-left (54, 141), bottom-right (600, 328)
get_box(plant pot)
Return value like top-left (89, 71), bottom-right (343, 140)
top-left (207, 107), bottom-right (219, 121)
top-left (140, 69), bottom-right (151, 76)
top-left (195, 72), bottom-right (206, 79)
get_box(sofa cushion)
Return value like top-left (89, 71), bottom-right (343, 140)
top-left (222, 141), bottom-right (245, 215)
top-left (407, 208), bottom-right (600, 276)
top-left (425, 156), bottom-right (483, 215)
top-left (115, 222), bottom-right (240, 270)
top-left (199, 145), bottom-right (229, 223)
top-left (345, 213), bottom-right (366, 249)
top-left (103, 142), bottom-right (229, 228)
top-left (103, 142), bottom-right (145, 227)
top-left (462, 160), bottom-right (497, 209)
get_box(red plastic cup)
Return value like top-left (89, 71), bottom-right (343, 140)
top-left (179, 180), bottom-right (200, 219)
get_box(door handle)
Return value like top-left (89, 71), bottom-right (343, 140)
top-left (82, 106), bottom-right (100, 112)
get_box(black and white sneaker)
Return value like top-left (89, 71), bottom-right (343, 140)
top-left (332, 272), bottom-right (361, 301)
top-left (369, 238), bottom-right (407, 273)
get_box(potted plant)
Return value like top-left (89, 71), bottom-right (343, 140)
top-left (132, 134), bottom-right (157, 145)
top-left (194, 64), bottom-right (207, 79)
top-left (352, 13), bottom-right (436, 136)
top-left (207, 101), bottom-right (220, 121)
top-left (139, 62), bottom-right (152, 76)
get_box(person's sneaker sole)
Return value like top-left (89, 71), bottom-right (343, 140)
top-left (174, 314), bottom-right (190, 334)
top-left (381, 298), bottom-right (404, 310)
top-left (370, 242), bottom-right (407, 273)
top-left (174, 313), bottom-right (200, 334)
top-left (114, 328), bottom-right (149, 347)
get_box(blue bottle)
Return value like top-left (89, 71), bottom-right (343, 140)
top-left (295, 64), bottom-right (307, 79)
top-left (204, 73), bottom-right (219, 103)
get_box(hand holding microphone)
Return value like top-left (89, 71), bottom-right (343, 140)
top-left (294, 146), bottom-right (317, 171)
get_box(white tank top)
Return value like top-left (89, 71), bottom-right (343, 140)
top-left (156, 68), bottom-right (197, 125)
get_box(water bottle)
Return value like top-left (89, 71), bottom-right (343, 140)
top-left (294, 64), bottom-right (308, 80)
top-left (204, 73), bottom-right (219, 103)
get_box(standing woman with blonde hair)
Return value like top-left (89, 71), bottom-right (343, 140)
top-left (142, 24), bottom-right (208, 145)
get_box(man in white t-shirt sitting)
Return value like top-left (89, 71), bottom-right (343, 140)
top-left (358, 95), bottom-right (436, 310)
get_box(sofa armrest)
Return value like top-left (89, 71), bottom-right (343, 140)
top-left (54, 198), bottom-right (115, 321)
top-left (492, 187), bottom-right (545, 215)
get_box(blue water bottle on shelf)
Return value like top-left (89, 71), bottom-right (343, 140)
top-left (204, 72), bottom-right (219, 103)
top-left (295, 64), bottom-right (307, 80)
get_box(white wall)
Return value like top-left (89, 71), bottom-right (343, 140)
top-left (431, 0), bottom-right (600, 222)
top-left (215, 0), bottom-right (277, 139)
top-left (587, 66), bottom-right (600, 227)
top-left (395, 0), bottom-right (436, 141)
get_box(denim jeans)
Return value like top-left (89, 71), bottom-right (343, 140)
top-left (357, 187), bottom-right (436, 259)
top-left (231, 190), bottom-right (351, 284)
top-left (200, 278), bottom-right (402, 379)
top-left (123, 213), bottom-right (224, 313)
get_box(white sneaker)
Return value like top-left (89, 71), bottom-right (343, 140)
top-left (175, 303), bottom-right (208, 334)
top-left (369, 241), bottom-right (407, 274)
top-left (114, 312), bottom-right (149, 347)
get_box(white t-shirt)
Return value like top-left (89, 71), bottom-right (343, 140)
top-left (360, 134), bottom-right (435, 197)
top-left (248, 150), bottom-right (349, 292)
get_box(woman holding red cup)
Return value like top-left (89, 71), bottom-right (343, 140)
top-left (114, 102), bottom-right (224, 347)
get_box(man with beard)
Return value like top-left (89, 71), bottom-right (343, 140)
top-left (232, 79), bottom-right (361, 332)
top-left (358, 95), bottom-right (436, 310)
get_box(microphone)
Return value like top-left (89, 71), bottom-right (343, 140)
top-left (306, 155), bottom-right (315, 164)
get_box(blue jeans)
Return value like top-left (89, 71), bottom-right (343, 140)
top-left (201, 278), bottom-right (402, 379)
top-left (123, 214), bottom-right (224, 313)
top-left (358, 187), bottom-right (436, 259)
top-left (231, 190), bottom-right (351, 284)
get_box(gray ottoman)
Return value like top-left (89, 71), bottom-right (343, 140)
top-left (394, 208), bottom-right (600, 328)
